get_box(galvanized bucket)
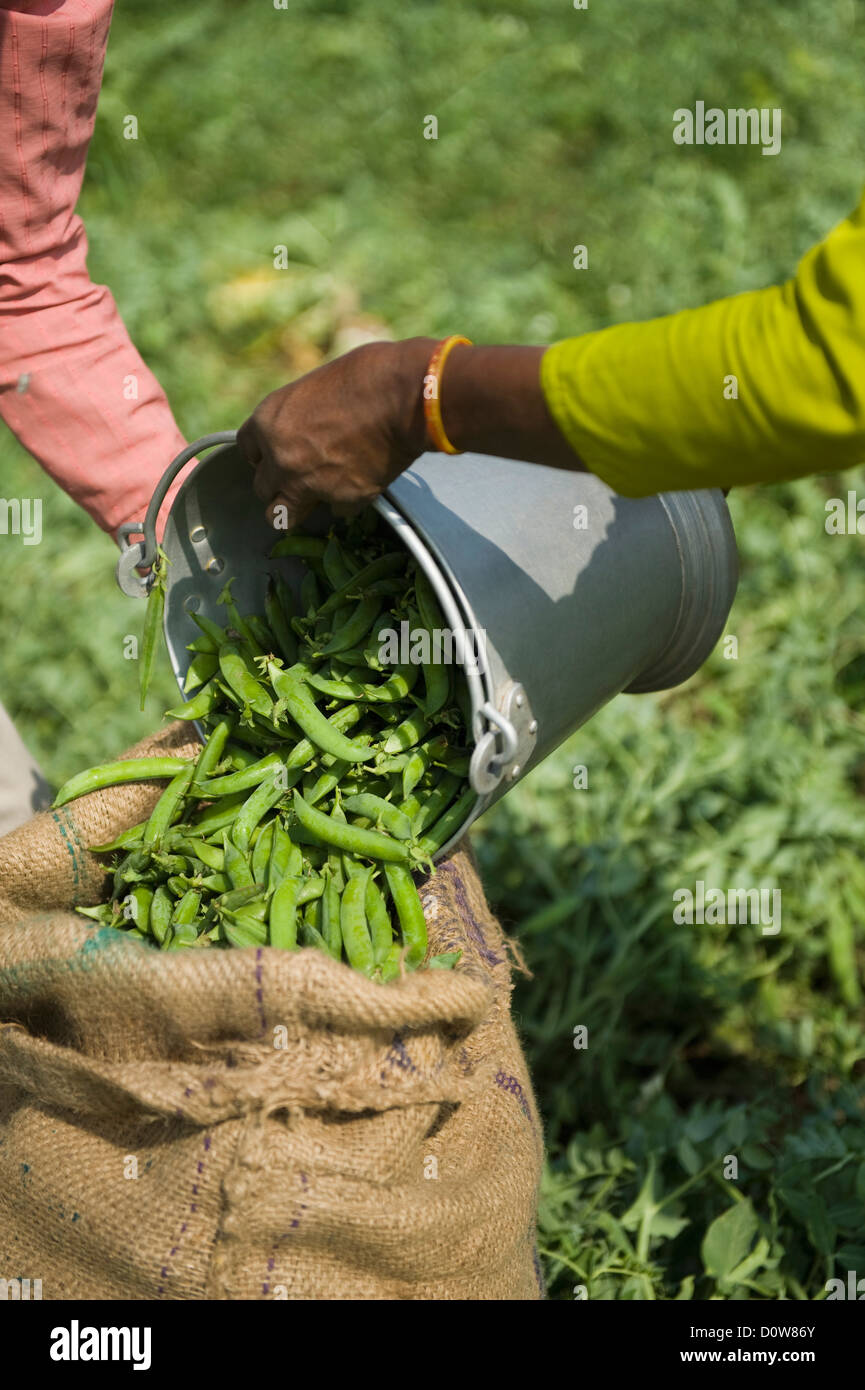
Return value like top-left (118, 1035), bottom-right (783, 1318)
top-left (117, 432), bottom-right (738, 856)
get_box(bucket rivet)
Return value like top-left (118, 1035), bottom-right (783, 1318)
top-left (190, 525), bottom-right (207, 543)
top-left (206, 556), bottom-right (225, 574)
top-left (183, 594), bottom-right (201, 614)
top-left (515, 693), bottom-right (524, 708)
top-left (529, 719), bottom-right (538, 734)
top-left (510, 765), bottom-right (521, 779)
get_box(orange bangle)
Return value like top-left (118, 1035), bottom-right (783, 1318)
top-left (423, 335), bottom-right (472, 454)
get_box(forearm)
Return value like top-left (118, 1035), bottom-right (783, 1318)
top-left (395, 338), bottom-right (584, 470)
top-left (0, 0), bottom-right (186, 539)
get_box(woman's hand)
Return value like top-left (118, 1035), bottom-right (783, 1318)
top-left (236, 337), bottom-right (436, 531)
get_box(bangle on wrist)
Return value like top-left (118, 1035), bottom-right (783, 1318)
top-left (422, 335), bottom-right (472, 454)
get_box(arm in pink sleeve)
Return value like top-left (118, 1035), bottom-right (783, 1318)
top-left (0, 0), bottom-right (188, 539)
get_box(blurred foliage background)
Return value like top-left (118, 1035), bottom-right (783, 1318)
top-left (2, 0), bottom-right (865, 1298)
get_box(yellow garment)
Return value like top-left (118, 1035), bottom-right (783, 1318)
top-left (540, 190), bottom-right (865, 497)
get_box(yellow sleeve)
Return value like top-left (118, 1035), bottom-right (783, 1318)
top-left (540, 190), bottom-right (865, 497)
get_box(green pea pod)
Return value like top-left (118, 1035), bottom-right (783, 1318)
top-left (365, 875), bottom-right (393, 965)
top-left (88, 821), bottom-right (147, 854)
top-left (417, 785), bottom-right (477, 854)
top-left (383, 710), bottom-right (431, 755)
top-left (300, 917), bottom-right (332, 955)
top-left (251, 818), bottom-right (276, 884)
top-left (195, 750), bottom-right (286, 799)
top-left (172, 889), bottom-right (202, 927)
top-left (270, 534), bottom-right (327, 560)
top-left (270, 876), bottom-right (303, 949)
top-left (304, 895), bottom-right (340, 958)
top-left (377, 941), bottom-right (405, 982)
top-left (218, 643), bottom-right (274, 719)
top-left (232, 776), bottom-right (286, 854)
top-left (323, 533), bottom-right (357, 589)
top-left (223, 832), bottom-right (256, 889)
top-left (316, 552), bottom-right (406, 618)
top-left (223, 743), bottom-right (262, 772)
top-left (303, 670), bottom-right (367, 701)
top-left (165, 680), bottom-right (221, 720)
top-left (317, 595), bottom-right (383, 658)
top-left (397, 790), bottom-right (424, 826)
top-left (182, 651), bottom-right (218, 694)
top-left (340, 868), bottom-right (374, 975)
top-left (363, 664), bottom-right (420, 702)
top-left (216, 885), bottom-right (266, 914)
top-left (341, 793), bottom-right (412, 840)
top-left (244, 613), bottom-right (279, 654)
top-left (193, 717), bottom-right (235, 786)
top-left (53, 757), bottom-right (195, 810)
top-left (150, 885), bottom-right (174, 945)
top-left (191, 611), bottom-right (228, 647)
top-left (383, 863), bottom-right (427, 968)
top-left (199, 873), bottom-right (231, 893)
top-left (328, 645), bottom-right (385, 671)
top-left (303, 758), bottom-right (348, 806)
top-left (142, 762), bottom-right (195, 847)
top-left (439, 756), bottom-right (470, 776)
top-left (151, 850), bottom-right (197, 875)
top-left (188, 791), bottom-right (248, 838)
top-left (292, 792), bottom-right (409, 863)
top-left (411, 772), bottom-right (460, 835)
top-left (267, 663), bottom-right (376, 763)
top-left (223, 913), bottom-right (268, 948)
top-left (268, 821), bottom-right (302, 890)
top-left (186, 631), bottom-right (218, 655)
top-left (412, 565), bottom-right (444, 629)
top-left (297, 876), bottom-right (326, 905)
top-left (321, 864), bottom-right (343, 958)
top-left (124, 885), bottom-right (153, 934)
top-left (265, 576), bottom-right (299, 665)
top-left (217, 579), bottom-right (265, 655)
top-left (139, 551), bottom-right (167, 711)
top-left (300, 569), bottom-right (321, 618)
top-left (419, 651), bottom-right (449, 718)
top-left (401, 734), bottom-right (449, 800)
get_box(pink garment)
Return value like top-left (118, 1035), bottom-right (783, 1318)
top-left (0, 0), bottom-right (188, 539)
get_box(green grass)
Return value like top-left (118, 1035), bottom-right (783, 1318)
top-left (2, 0), bottom-right (865, 1299)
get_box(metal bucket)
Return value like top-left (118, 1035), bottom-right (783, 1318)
top-left (117, 432), bottom-right (738, 856)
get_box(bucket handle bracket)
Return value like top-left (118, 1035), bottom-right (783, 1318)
top-left (470, 681), bottom-right (537, 795)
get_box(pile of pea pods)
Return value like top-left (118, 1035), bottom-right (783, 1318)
top-left (57, 515), bottom-right (475, 980)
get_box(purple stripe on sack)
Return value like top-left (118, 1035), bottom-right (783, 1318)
top-left (495, 1070), bottom-right (532, 1123)
top-left (438, 861), bottom-right (502, 966)
top-left (381, 1031), bottom-right (418, 1082)
top-left (254, 948), bottom-right (267, 1035)
top-left (156, 1131), bottom-right (212, 1296)
top-left (261, 1171), bottom-right (309, 1296)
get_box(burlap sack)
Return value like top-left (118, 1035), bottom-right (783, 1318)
top-left (0, 724), bottom-right (544, 1300)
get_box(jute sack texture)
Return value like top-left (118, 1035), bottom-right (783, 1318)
top-left (0, 723), bottom-right (544, 1300)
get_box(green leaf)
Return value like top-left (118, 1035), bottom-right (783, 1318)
top-left (701, 1200), bottom-right (759, 1283)
top-left (676, 1136), bottom-right (701, 1176)
top-left (741, 1143), bottom-right (774, 1171)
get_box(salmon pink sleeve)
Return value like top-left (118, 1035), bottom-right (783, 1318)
top-left (0, 0), bottom-right (189, 539)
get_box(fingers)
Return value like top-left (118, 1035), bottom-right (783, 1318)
top-left (236, 415), bottom-right (262, 468)
top-left (266, 488), bottom-right (317, 534)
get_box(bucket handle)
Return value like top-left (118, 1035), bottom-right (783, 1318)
top-left (115, 432), bottom-right (238, 596)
